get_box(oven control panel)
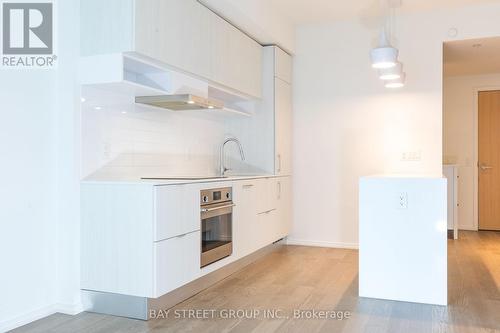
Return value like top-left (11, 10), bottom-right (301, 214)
top-left (200, 187), bottom-right (232, 206)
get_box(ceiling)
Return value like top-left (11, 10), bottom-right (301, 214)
top-left (203, 0), bottom-right (499, 26)
top-left (200, 0), bottom-right (500, 52)
top-left (263, 0), bottom-right (499, 25)
top-left (444, 37), bottom-right (500, 77)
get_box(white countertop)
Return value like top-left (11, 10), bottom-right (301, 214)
top-left (82, 174), bottom-right (288, 186)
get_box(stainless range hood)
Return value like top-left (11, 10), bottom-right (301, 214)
top-left (135, 94), bottom-right (224, 111)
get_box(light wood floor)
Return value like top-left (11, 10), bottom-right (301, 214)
top-left (11, 231), bottom-right (500, 333)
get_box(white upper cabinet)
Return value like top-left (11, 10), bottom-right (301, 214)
top-left (135, 0), bottom-right (212, 80)
top-left (209, 13), bottom-right (262, 99)
top-left (275, 47), bottom-right (293, 84)
top-left (81, 0), bottom-right (262, 98)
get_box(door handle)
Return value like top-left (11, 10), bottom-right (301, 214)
top-left (479, 163), bottom-right (493, 171)
top-left (277, 154), bottom-right (282, 173)
top-left (200, 203), bottom-right (235, 212)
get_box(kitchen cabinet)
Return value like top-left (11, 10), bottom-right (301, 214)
top-left (154, 185), bottom-right (199, 241)
top-left (209, 12), bottom-right (262, 99)
top-left (260, 177), bottom-right (291, 245)
top-left (275, 47), bottom-right (293, 84)
top-left (275, 77), bottom-right (293, 175)
top-left (233, 180), bottom-right (259, 257)
top-left (135, 0), bottom-right (212, 80)
top-left (272, 45), bottom-right (293, 176)
top-left (154, 231), bottom-right (200, 296)
top-left (81, 176), bottom-right (290, 301)
top-left (275, 177), bottom-right (292, 240)
top-left (242, 46), bottom-right (292, 175)
top-left (81, 0), bottom-right (262, 98)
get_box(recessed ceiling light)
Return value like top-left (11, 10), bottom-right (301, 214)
top-left (94, 106), bottom-right (102, 110)
top-left (187, 100), bottom-right (195, 104)
top-left (207, 105), bottom-right (214, 109)
top-left (80, 97), bottom-right (86, 103)
top-left (121, 111), bottom-right (127, 114)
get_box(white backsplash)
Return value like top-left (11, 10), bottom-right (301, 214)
top-left (81, 87), bottom-right (257, 180)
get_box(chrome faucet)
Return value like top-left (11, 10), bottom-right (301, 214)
top-left (219, 137), bottom-right (245, 177)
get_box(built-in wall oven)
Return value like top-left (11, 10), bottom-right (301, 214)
top-left (200, 187), bottom-right (234, 267)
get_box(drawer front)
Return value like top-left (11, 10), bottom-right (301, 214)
top-left (154, 185), bottom-right (200, 241)
top-left (154, 231), bottom-right (200, 297)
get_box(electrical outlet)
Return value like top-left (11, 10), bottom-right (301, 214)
top-left (401, 151), bottom-right (421, 162)
top-left (397, 192), bottom-right (408, 209)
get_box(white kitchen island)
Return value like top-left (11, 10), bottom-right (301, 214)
top-left (359, 175), bottom-right (447, 306)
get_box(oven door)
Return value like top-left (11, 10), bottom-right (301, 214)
top-left (200, 202), bottom-right (234, 267)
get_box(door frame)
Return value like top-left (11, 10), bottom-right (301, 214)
top-left (473, 86), bottom-right (500, 230)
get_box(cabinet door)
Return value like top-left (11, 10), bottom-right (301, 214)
top-left (210, 12), bottom-right (262, 98)
top-left (154, 231), bottom-right (200, 297)
top-left (135, 0), bottom-right (211, 79)
top-left (154, 185), bottom-right (200, 241)
top-left (275, 78), bottom-right (292, 175)
top-left (276, 177), bottom-right (292, 239)
top-left (233, 180), bottom-right (259, 257)
top-left (275, 47), bottom-right (292, 84)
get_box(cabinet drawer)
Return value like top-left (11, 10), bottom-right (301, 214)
top-left (154, 185), bottom-right (200, 241)
top-left (257, 208), bottom-right (278, 248)
top-left (154, 231), bottom-right (200, 297)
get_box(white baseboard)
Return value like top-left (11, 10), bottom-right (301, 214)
top-left (286, 238), bottom-right (359, 249)
top-left (0, 302), bottom-right (83, 333)
top-left (458, 227), bottom-right (478, 231)
top-left (54, 302), bottom-right (84, 315)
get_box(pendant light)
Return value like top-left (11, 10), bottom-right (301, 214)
top-left (371, 0), bottom-right (405, 88)
top-left (370, 29), bottom-right (398, 69)
top-left (379, 62), bottom-right (403, 80)
top-left (385, 73), bottom-right (406, 88)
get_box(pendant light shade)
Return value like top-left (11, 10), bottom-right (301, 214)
top-left (379, 62), bottom-right (403, 80)
top-left (370, 30), bottom-right (398, 69)
top-left (384, 72), bottom-right (406, 88)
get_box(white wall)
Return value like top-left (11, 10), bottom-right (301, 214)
top-left (291, 3), bottom-right (500, 247)
top-left (443, 73), bottom-right (500, 230)
top-left (0, 1), bottom-right (82, 331)
top-left (0, 68), bottom-right (59, 331)
top-left (81, 88), bottom-right (259, 180)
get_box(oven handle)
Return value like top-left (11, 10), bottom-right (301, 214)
top-left (200, 203), bottom-right (235, 212)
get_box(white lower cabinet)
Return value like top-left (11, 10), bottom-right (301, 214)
top-left (233, 177), bottom-right (291, 258)
top-left (233, 180), bottom-right (259, 257)
top-left (276, 177), bottom-right (292, 240)
top-left (81, 176), bottom-right (291, 300)
top-left (154, 231), bottom-right (200, 297)
top-left (154, 185), bottom-right (199, 241)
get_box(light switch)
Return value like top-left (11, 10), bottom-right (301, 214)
top-left (397, 192), bottom-right (408, 209)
